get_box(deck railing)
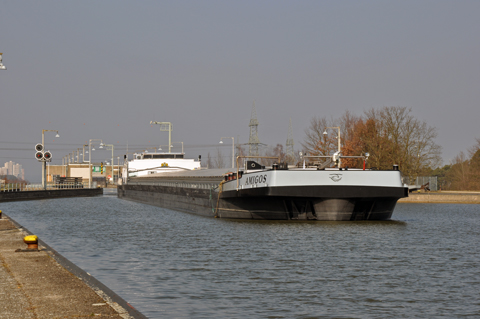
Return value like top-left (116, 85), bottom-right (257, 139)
top-left (127, 180), bottom-right (218, 190)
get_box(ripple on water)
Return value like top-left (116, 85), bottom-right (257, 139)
top-left (2, 199), bottom-right (480, 318)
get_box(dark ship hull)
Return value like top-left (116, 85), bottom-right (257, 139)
top-left (118, 167), bottom-right (408, 221)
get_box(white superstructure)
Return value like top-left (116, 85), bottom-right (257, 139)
top-left (124, 152), bottom-right (201, 178)
top-left (222, 168), bottom-right (405, 192)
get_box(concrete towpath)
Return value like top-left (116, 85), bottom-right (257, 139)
top-left (0, 213), bottom-right (147, 319)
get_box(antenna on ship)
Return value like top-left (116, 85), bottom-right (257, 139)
top-left (150, 121), bottom-right (173, 153)
top-left (248, 101), bottom-right (260, 157)
top-left (286, 118), bottom-right (295, 164)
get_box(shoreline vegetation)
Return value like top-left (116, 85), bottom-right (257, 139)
top-left (399, 191), bottom-right (480, 204)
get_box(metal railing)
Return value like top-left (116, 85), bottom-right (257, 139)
top-left (1, 182), bottom-right (95, 192)
top-left (416, 176), bottom-right (438, 191)
top-left (1, 183), bottom-right (29, 192)
top-left (127, 180), bottom-right (218, 190)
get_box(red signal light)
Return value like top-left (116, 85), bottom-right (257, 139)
top-left (35, 151), bottom-right (44, 160)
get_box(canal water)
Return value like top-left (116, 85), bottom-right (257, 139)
top-left (2, 195), bottom-right (479, 318)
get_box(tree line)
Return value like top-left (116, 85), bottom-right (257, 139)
top-left (302, 106), bottom-right (480, 190)
top-left (430, 138), bottom-right (480, 190)
top-left (302, 106), bottom-right (442, 184)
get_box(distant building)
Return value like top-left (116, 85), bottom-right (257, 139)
top-left (1, 161), bottom-right (24, 180)
top-left (5, 161), bottom-right (13, 175)
top-left (13, 163), bottom-right (20, 177)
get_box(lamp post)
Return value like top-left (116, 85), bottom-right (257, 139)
top-left (76, 148), bottom-right (83, 163)
top-left (219, 137), bottom-right (235, 169)
top-left (150, 121), bottom-right (173, 153)
top-left (63, 155), bottom-right (68, 176)
top-left (82, 144), bottom-right (88, 163)
top-left (117, 156), bottom-right (120, 183)
top-left (323, 127), bottom-right (341, 168)
top-left (0, 53), bottom-right (6, 70)
top-left (171, 142), bottom-right (184, 154)
top-left (144, 147), bottom-right (159, 153)
top-left (63, 155), bottom-right (67, 176)
top-left (88, 139), bottom-right (104, 188)
top-left (41, 130), bottom-right (59, 189)
top-left (104, 144), bottom-right (114, 185)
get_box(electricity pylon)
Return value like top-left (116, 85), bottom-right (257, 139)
top-left (248, 101), bottom-right (260, 157)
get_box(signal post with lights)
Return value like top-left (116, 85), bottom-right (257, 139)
top-left (36, 130), bottom-right (59, 190)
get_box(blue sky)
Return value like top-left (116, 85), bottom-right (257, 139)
top-left (1, 1), bottom-right (479, 182)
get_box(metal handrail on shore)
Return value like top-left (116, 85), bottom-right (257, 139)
top-left (0, 183), bottom-right (28, 192)
top-left (0, 182), bottom-right (94, 192)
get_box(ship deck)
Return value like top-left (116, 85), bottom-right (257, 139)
top-left (129, 168), bottom-right (229, 183)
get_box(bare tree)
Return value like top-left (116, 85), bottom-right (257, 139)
top-left (273, 144), bottom-right (286, 162)
top-left (233, 144), bottom-right (248, 169)
top-left (378, 106), bottom-right (441, 180)
top-left (236, 144), bottom-right (247, 158)
top-left (346, 106), bottom-right (442, 178)
top-left (206, 152), bottom-right (214, 169)
top-left (302, 106), bottom-right (442, 175)
top-left (301, 116), bottom-right (337, 157)
top-left (467, 138), bottom-right (480, 190)
top-left (447, 152), bottom-right (470, 190)
top-left (214, 147), bottom-right (226, 169)
top-left (432, 138), bottom-right (480, 191)
top-left (468, 138), bottom-right (480, 157)
top-left (260, 144), bottom-right (286, 166)
top-left (339, 110), bottom-right (361, 146)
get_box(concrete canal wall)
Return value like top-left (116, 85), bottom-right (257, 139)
top-left (0, 188), bottom-right (103, 202)
top-left (0, 213), bottom-right (146, 318)
top-left (399, 192), bottom-right (480, 204)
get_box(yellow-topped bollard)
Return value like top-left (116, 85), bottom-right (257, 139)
top-left (23, 235), bottom-right (39, 250)
top-left (0, 209), bottom-right (2, 219)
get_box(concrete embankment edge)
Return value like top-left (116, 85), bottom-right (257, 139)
top-left (398, 192), bottom-right (480, 204)
top-left (4, 213), bottom-right (148, 319)
top-left (0, 188), bottom-right (103, 202)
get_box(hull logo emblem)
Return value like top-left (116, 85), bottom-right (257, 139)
top-left (330, 174), bottom-right (342, 182)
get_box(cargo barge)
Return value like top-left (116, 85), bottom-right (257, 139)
top-left (118, 151), bottom-right (408, 221)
